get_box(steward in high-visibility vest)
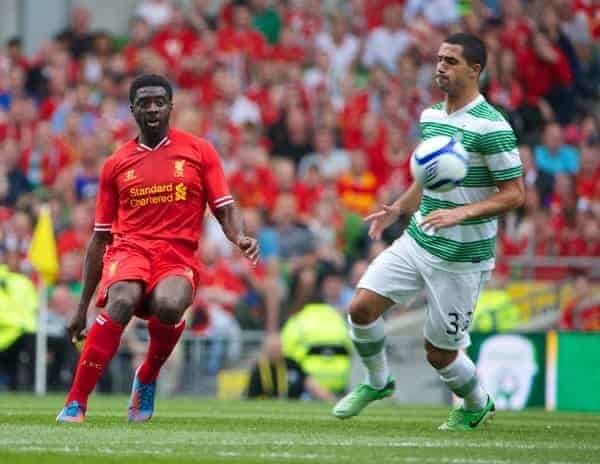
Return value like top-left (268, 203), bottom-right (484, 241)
top-left (281, 303), bottom-right (352, 395)
top-left (0, 265), bottom-right (38, 352)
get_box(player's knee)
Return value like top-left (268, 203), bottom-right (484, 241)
top-left (153, 295), bottom-right (187, 324)
top-left (106, 282), bottom-right (142, 325)
top-left (424, 340), bottom-right (457, 370)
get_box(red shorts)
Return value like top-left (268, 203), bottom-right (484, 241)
top-left (95, 238), bottom-right (200, 319)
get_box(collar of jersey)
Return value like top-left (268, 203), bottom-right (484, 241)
top-left (442, 94), bottom-right (485, 117)
top-left (136, 135), bottom-right (171, 152)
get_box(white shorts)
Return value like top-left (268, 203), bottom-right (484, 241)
top-left (357, 234), bottom-right (490, 350)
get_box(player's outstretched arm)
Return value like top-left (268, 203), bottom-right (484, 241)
top-left (68, 231), bottom-right (112, 344)
top-left (422, 177), bottom-right (525, 230)
top-left (214, 204), bottom-right (259, 265)
top-left (365, 181), bottom-right (423, 240)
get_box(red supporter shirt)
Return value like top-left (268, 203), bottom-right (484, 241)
top-left (152, 27), bottom-right (199, 69)
top-left (216, 26), bottom-right (268, 59)
top-left (94, 128), bottom-right (233, 249)
top-left (228, 166), bottom-right (277, 209)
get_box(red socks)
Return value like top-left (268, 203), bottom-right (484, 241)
top-left (136, 316), bottom-right (185, 384)
top-left (66, 313), bottom-right (125, 408)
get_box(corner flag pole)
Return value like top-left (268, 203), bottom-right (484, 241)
top-left (28, 204), bottom-right (59, 396)
top-left (35, 280), bottom-right (48, 396)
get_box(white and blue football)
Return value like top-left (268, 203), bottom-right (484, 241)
top-left (410, 135), bottom-right (469, 192)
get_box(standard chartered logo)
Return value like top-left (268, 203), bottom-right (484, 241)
top-left (175, 183), bottom-right (187, 201)
top-left (128, 182), bottom-right (187, 207)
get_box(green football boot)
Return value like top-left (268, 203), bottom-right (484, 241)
top-left (332, 377), bottom-right (395, 419)
top-left (438, 395), bottom-right (496, 431)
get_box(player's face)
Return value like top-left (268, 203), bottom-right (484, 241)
top-left (131, 86), bottom-right (172, 134)
top-left (435, 43), bottom-right (477, 95)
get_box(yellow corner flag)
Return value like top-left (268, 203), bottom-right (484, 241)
top-left (28, 205), bottom-right (59, 285)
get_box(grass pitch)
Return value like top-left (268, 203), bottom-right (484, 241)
top-left (0, 394), bottom-right (597, 464)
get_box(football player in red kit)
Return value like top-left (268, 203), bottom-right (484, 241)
top-left (57, 74), bottom-right (259, 423)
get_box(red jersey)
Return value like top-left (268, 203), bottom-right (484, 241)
top-left (94, 128), bottom-right (233, 249)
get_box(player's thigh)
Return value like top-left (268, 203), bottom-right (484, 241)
top-left (423, 269), bottom-right (490, 350)
top-left (147, 242), bottom-right (198, 315)
top-left (96, 242), bottom-right (151, 321)
top-left (355, 235), bottom-right (423, 320)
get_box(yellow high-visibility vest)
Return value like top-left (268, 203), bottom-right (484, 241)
top-left (0, 265), bottom-right (38, 350)
top-left (281, 303), bottom-right (352, 394)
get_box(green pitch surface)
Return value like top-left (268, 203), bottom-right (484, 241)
top-left (1, 394), bottom-right (598, 464)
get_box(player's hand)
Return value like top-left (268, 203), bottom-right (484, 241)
top-left (68, 310), bottom-right (88, 346)
top-left (237, 236), bottom-right (259, 265)
top-left (364, 204), bottom-right (402, 240)
top-left (421, 208), bottom-right (468, 231)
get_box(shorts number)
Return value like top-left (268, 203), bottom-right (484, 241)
top-left (447, 311), bottom-right (474, 336)
top-left (446, 312), bottom-right (459, 335)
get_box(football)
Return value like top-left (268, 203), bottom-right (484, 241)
top-left (410, 135), bottom-right (469, 192)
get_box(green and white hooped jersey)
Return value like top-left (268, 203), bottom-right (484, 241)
top-left (407, 95), bottom-right (522, 272)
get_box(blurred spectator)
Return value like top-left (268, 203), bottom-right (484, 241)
top-left (228, 143), bottom-right (277, 209)
top-left (46, 283), bottom-right (78, 390)
top-left (534, 122), bottom-right (580, 177)
top-left (281, 297), bottom-right (352, 396)
top-left (57, 203), bottom-right (93, 258)
top-left (362, 3), bottom-right (412, 73)
top-left (250, 0), bottom-right (281, 45)
top-left (3, 211), bottom-right (33, 272)
top-left (217, 1), bottom-right (269, 64)
top-left (404, 0), bottom-right (460, 27)
top-left (192, 239), bottom-right (243, 374)
top-left (337, 149), bottom-right (377, 216)
top-left (298, 127), bottom-right (349, 180)
top-left (123, 17), bottom-right (154, 75)
top-left (0, 263), bottom-right (37, 390)
top-left (321, 270), bottom-right (354, 314)
top-left (315, 13), bottom-right (360, 81)
top-left (19, 121), bottom-right (72, 188)
top-left (473, 275), bottom-right (521, 332)
top-left (0, 138), bottom-right (32, 207)
top-left (136, 0), bottom-right (173, 30)
top-left (5, 37), bottom-right (29, 72)
top-left (559, 272), bottom-right (600, 331)
top-left (188, 0), bottom-right (218, 33)
top-left (268, 107), bottom-right (313, 165)
top-left (56, 5), bottom-right (94, 60)
top-left (246, 332), bottom-right (335, 400)
top-left (151, 3), bottom-right (199, 74)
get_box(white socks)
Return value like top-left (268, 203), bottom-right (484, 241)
top-left (349, 316), bottom-right (390, 389)
top-left (437, 350), bottom-right (487, 410)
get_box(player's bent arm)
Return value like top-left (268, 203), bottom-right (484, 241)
top-left (213, 203), bottom-right (245, 244)
top-left (77, 230), bottom-right (112, 314)
top-left (390, 181), bottom-right (423, 215)
top-left (462, 177), bottom-right (525, 220)
top-left (213, 203), bottom-right (259, 263)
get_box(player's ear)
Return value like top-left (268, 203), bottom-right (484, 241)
top-left (471, 63), bottom-right (481, 78)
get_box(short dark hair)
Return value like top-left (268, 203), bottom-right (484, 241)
top-left (7, 36), bottom-right (21, 48)
top-left (444, 33), bottom-right (487, 72)
top-left (129, 74), bottom-right (173, 104)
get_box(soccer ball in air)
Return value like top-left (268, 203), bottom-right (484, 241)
top-left (410, 135), bottom-right (469, 192)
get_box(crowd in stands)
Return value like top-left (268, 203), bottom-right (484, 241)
top-left (0, 0), bottom-right (599, 390)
